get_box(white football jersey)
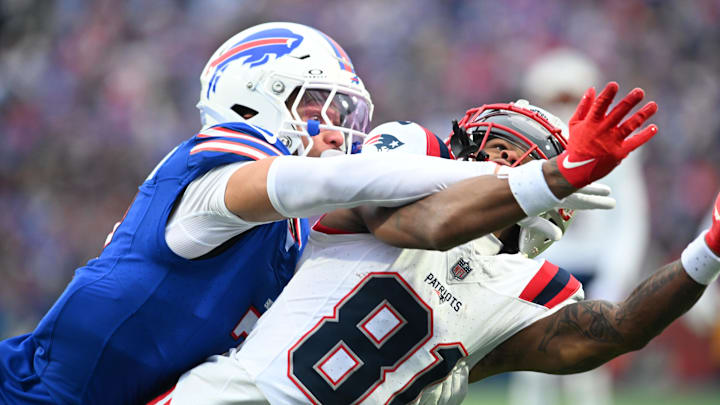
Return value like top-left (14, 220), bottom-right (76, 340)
top-left (169, 227), bottom-right (584, 405)
top-left (225, 225), bottom-right (584, 405)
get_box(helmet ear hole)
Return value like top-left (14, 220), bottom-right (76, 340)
top-left (231, 104), bottom-right (259, 119)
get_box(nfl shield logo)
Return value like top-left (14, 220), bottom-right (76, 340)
top-left (451, 258), bottom-right (472, 280)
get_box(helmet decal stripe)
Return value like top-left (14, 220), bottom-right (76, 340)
top-left (314, 29), bottom-right (355, 73)
top-left (208, 38), bottom-right (295, 71)
top-left (204, 27), bottom-right (304, 98)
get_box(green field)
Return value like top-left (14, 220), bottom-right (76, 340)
top-left (463, 379), bottom-right (720, 405)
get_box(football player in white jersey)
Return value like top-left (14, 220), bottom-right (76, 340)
top-left (158, 87), bottom-right (689, 405)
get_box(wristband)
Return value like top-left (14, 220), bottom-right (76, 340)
top-left (506, 159), bottom-right (560, 217)
top-left (681, 231), bottom-right (720, 285)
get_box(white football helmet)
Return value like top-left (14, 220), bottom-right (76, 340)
top-left (197, 22), bottom-right (374, 155)
top-left (447, 99), bottom-right (573, 257)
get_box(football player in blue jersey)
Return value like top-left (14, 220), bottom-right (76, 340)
top-left (0, 20), bottom-right (656, 404)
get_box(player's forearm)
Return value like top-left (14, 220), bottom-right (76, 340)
top-left (469, 263), bottom-right (706, 381)
top-left (607, 231), bottom-right (720, 353)
top-left (609, 260), bottom-right (706, 350)
top-left (362, 175), bottom-right (524, 250)
top-left (361, 160), bottom-right (597, 251)
top-left (484, 230), bottom-right (720, 378)
top-left (534, 261), bottom-right (706, 375)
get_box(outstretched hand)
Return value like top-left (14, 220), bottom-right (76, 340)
top-left (557, 82), bottom-right (658, 188)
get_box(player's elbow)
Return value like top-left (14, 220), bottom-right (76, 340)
top-left (425, 213), bottom-right (501, 251)
top-left (597, 328), bottom-right (654, 359)
top-left (619, 320), bottom-right (666, 353)
top-left (423, 238), bottom-right (455, 252)
top-left (554, 344), bottom-right (626, 374)
top-left (621, 330), bottom-right (654, 353)
top-left (421, 219), bottom-right (472, 251)
top-left (405, 226), bottom-right (451, 251)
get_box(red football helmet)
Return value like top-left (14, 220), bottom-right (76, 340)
top-left (448, 99), bottom-right (568, 165)
top-left (447, 100), bottom-right (573, 258)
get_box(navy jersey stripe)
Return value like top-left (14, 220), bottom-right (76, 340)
top-left (532, 266), bottom-right (571, 306)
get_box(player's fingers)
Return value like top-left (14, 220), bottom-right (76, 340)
top-left (519, 217), bottom-right (563, 241)
top-left (621, 124), bottom-right (658, 154)
top-left (560, 193), bottom-right (617, 210)
top-left (569, 86), bottom-right (595, 123)
top-left (709, 192), bottom-right (720, 230)
top-left (588, 82), bottom-right (619, 122)
top-left (577, 182), bottom-right (612, 196)
top-left (703, 192), bottom-right (720, 255)
top-left (618, 101), bottom-right (658, 138)
top-left (605, 88), bottom-right (646, 130)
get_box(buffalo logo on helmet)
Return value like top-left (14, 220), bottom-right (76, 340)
top-left (450, 258), bottom-right (473, 280)
top-left (364, 134), bottom-right (405, 152)
top-left (205, 28), bottom-right (304, 97)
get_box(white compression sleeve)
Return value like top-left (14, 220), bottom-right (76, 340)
top-left (266, 152), bottom-right (500, 219)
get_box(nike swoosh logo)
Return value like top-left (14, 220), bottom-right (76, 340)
top-left (562, 155), bottom-right (596, 170)
top-left (714, 206), bottom-right (720, 221)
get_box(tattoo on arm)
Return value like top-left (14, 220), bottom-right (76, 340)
top-left (538, 300), bottom-right (624, 353)
top-left (615, 261), bottom-right (704, 343)
top-left (536, 261), bottom-right (705, 372)
top-left (471, 261), bottom-right (708, 379)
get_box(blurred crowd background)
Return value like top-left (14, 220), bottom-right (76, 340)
top-left (1, 0), bottom-right (719, 401)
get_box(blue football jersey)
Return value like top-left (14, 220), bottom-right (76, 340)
top-left (0, 123), bottom-right (309, 404)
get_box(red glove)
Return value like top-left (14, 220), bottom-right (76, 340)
top-left (705, 192), bottom-right (720, 256)
top-left (557, 82), bottom-right (658, 188)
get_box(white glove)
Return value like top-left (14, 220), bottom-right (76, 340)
top-left (416, 362), bottom-right (469, 405)
top-left (556, 182), bottom-right (616, 210)
top-left (518, 216), bottom-right (563, 243)
top-left (515, 183), bottom-right (614, 258)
